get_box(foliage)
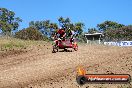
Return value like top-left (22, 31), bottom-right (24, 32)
top-left (105, 25), bottom-right (132, 41)
top-left (29, 20), bottom-right (58, 38)
top-left (15, 27), bottom-right (44, 40)
top-left (87, 21), bottom-right (132, 41)
top-left (97, 21), bottom-right (125, 32)
top-left (1, 8), bottom-right (131, 42)
top-left (58, 17), bottom-right (84, 37)
top-left (75, 22), bottom-right (84, 35)
top-left (0, 8), bottom-right (22, 35)
top-left (58, 17), bottom-right (71, 29)
top-left (0, 37), bottom-right (26, 51)
top-left (77, 33), bottom-right (87, 43)
top-left (29, 17), bottom-right (84, 39)
top-left (88, 28), bottom-right (99, 34)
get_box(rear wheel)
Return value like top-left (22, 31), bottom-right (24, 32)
top-left (52, 45), bottom-right (58, 53)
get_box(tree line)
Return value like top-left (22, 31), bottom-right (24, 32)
top-left (0, 8), bottom-right (132, 41)
top-left (88, 21), bottom-right (132, 41)
top-left (0, 8), bottom-right (22, 35)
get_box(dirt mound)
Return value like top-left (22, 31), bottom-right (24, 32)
top-left (0, 44), bottom-right (132, 88)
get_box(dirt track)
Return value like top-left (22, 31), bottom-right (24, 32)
top-left (0, 43), bottom-right (132, 88)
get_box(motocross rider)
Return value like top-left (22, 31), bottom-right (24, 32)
top-left (57, 27), bottom-right (66, 40)
top-left (69, 29), bottom-right (75, 44)
top-left (55, 27), bottom-right (66, 45)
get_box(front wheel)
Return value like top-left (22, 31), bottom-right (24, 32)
top-left (73, 43), bottom-right (78, 51)
top-left (52, 45), bottom-right (58, 53)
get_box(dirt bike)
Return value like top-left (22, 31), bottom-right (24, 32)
top-left (52, 38), bottom-right (78, 53)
